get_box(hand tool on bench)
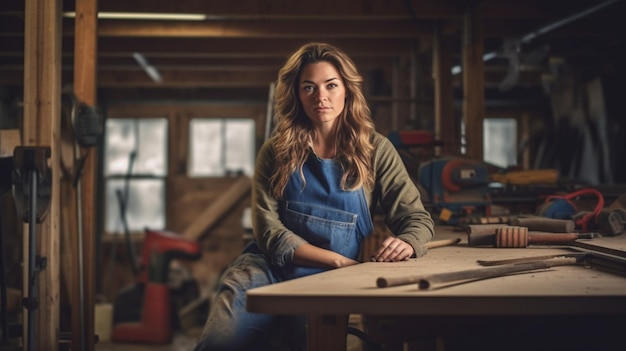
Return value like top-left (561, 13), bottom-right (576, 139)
top-left (467, 226), bottom-right (596, 248)
top-left (476, 249), bottom-right (626, 277)
top-left (596, 208), bottom-right (626, 236)
top-left (376, 234), bottom-right (625, 290)
top-left (376, 256), bottom-right (578, 289)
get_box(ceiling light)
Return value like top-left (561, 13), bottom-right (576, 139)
top-left (63, 12), bottom-right (207, 21)
top-left (133, 53), bottom-right (162, 83)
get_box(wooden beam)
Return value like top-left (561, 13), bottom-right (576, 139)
top-left (71, 1), bottom-right (98, 350)
top-left (432, 21), bottom-right (457, 156)
top-left (96, 0), bottom-right (465, 18)
top-left (461, 4), bottom-right (485, 160)
top-left (91, 19), bottom-right (431, 39)
top-left (182, 176), bottom-right (251, 240)
top-left (97, 70), bottom-right (281, 88)
top-left (22, 0), bottom-right (62, 349)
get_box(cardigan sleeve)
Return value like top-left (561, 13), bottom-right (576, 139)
top-left (370, 133), bottom-right (435, 257)
top-left (251, 139), bottom-right (308, 267)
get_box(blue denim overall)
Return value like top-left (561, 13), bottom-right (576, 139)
top-left (195, 153), bottom-right (374, 351)
top-left (278, 154), bottom-right (374, 279)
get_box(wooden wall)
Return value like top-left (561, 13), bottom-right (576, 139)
top-left (99, 102), bottom-right (265, 303)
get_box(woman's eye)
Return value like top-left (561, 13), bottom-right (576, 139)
top-left (328, 83), bottom-right (337, 89)
top-left (303, 85), bottom-right (314, 92)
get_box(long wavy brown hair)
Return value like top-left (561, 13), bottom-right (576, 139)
top-left (269, 42), bottom-right (375, 199)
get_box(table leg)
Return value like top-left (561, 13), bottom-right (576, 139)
top-left (307, 314), bottom-right (348, 351)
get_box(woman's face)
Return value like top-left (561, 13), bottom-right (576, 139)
top-left (298, 61), bottom-right (346, 129)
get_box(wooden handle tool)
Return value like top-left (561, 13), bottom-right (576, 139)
top-left (468, 226), bottom-right (594, 248)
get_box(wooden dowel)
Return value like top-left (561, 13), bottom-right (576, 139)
top-left (376, 257), bottom-right (577, 289)
top-left (465, 224), bottom-right (513, 235)
top-left (510, 217), bottom-right (576, 233)
top-left (424, 238), bottom-right (461, 249)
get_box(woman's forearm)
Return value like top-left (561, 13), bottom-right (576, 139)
top-left (293, 243), bottom-right (360, 269)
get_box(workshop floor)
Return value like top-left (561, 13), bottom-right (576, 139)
top-left (95, 326), bottom-right (365, 351)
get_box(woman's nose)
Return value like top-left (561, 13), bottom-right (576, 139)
top-left (315, 91), bottom-right (327, 102)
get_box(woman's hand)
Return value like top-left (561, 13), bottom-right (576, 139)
top-left (372, 237), bottom-right (414, 262)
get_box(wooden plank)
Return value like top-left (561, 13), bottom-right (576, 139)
top-left (71, 1), bottom-right (98, 350)
top-left (22, 0), bottom-right (62, 349)
top-left (94, 19), bottom-right (432, 38)
top-left (97, 0), bottom-right (464, 18)
top-left (432, 21), bottom-right (457, 156)
top-left (462, 5), bottom-right (485, 160)
top-left (182, 176), bottom-right (251, 240)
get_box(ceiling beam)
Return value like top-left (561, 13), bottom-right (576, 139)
top-left (91, 19), bottom-right (432, 39)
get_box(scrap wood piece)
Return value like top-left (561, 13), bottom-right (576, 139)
top-left (182, 175), bottom-right (251, 240)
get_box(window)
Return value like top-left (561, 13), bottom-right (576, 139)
top-left (104, 118), bottom-right (168, 233)
top-left (188, 118), bottom-right (255, 177)
top-left (483, 118), bottom-right (517, 168)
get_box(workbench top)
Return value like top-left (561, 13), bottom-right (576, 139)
top-left (247, 226), bottom-right (626, 316)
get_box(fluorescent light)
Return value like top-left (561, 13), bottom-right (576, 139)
top-left (133, 52), bottom-right (162, 83)
top-left (63, 12), bottom-right (207, 21)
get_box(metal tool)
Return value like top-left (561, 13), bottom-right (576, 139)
top-left (12, 147), bottom-right (52, 351)
top-left (418, 158), bottom-right (492, 224)
top-left (597, 208), bottom-right (626, 236)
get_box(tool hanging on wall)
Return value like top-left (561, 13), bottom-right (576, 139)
top-left (115, 150), bottom-right (139, 278)
top-left (60, 86), bottom-right (102, 351)
top-left (12, 147), bottom-right (52, 351)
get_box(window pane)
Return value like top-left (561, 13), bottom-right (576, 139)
top-left (104, 118), bottom-right (168, 176)
top-left (225, 120), bottom-right (255, 176)
top-left (483, 118), bottom-right (517, 168)
top-left (188, 118), bottom-right (255, 177)
top-left (105, 178), bottom-right (165, 233)
top-left (135, 119), bottom-right (168, 176)
top-left (189, 119), bottom-right (223, 176)
top-left (104, 119), bottom-right (137, 176)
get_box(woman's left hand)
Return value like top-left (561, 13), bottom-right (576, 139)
top-left (371, 237), bottom-right (415, 262)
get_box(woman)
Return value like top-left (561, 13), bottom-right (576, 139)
top-left (195, 42), bottom-right (434, 351)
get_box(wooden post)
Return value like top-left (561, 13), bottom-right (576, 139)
top-left (71, 1), bottom-right (99, 350)
top-left (22, 0), bottom-right (62, 349)
top-left (433, 21), bottom-right (456, 156)
top-left (462, 3), bottom-right (485, 160)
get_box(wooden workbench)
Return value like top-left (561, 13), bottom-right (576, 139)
top-left (246, 227), bottom-right (626, 350)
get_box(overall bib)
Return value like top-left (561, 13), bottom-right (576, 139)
top-left (278, 153), bottom-right (374, 279)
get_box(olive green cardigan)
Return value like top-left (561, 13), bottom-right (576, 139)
top-left (251, 131), bottom-right (435, 267)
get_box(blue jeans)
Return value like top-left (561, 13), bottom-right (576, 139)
top-left (194, 249), bottom-right (307, 351)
